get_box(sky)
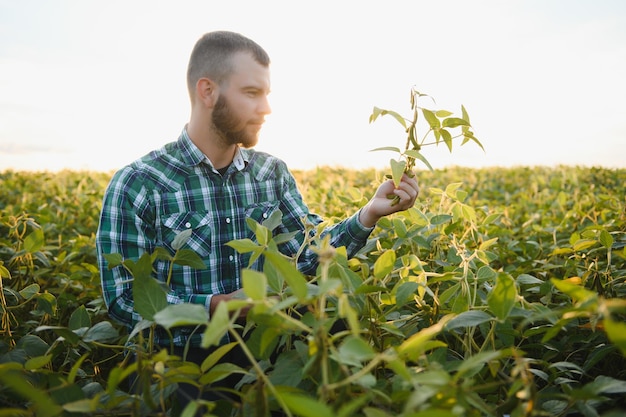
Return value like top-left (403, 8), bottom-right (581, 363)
top-left (1, 0), bottom-right (625, 172)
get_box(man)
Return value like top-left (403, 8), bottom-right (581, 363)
top-left (96, 30), bottom-right (419, 412)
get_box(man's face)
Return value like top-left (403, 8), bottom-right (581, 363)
top-left (211, 52), bottom-right (271, 149)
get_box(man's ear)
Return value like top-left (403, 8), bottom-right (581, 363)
top-left (196, 78), bottom-right (217, 108)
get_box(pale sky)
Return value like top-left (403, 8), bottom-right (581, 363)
top-left (1, 0), bottom-right (625, 172)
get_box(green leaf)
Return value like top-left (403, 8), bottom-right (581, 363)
top-left (335, 335), bottom-right (376, 367)
top-left (242, 269), bottom-right (267, 301)
top-left (262, 208), bottom-right (283, 231)
top-left (430, 214), bottom-right (452, 225)
top-left (152, 246), bottom-right (173, 262)
top-left (435, 110), bottom-right (453, 117)
top-left (516, 274), bottom-right (544, 286)
top-left (0, 369), bottom-right (63, 417)
top-left (23, 228), bottom-right (44, 253)
top-left (36, 325), bottom-right (81, 345)
top-left (551, 278), bottom-right (597, 304)
top-left (444, 310), bottom-right (493, 331)
top-left (254, 223), bottom-right (271, 246)
top-left (397, 315), bottom-right (452, 361)
top-left (461, 104), bottom-right (470, 123)
top-left (172, 249), bottom-right (207, 269)
top-left (25, 354), bottom-right (52, 370)
top-left (404, 149), bottom-right (434, 171)
top-left (373, 250), bottom-right (396, 279)
top-left (103, 253), bottom-right (124, 269)
top-left (265, 251), bottom-right (307, 300)
top-left (132, 254), bottom-right (167, 321)
top-left (201, 342), bottom-right (239, 372)
top-left (395, 281), bottom-right (419, 306)
top-left (36, 292), bottom-right (57, 315)
top-left (440, 128), bottom-right (453, 152)
top-left (370, 146), bottom-right (402, 154)
top-left (68, 306), bottom-right (91, 330)
top-left (154, 303), bottom-right (208, 329)
top-left (454, 350), bottom-right (502, 381)
top-left (276, 390), bottom-right (334, 417)
top-left (201, 302), bottom-right (232, 348)
top-left (390, 158), bottom-right (406, 187)
top-left (16, 334), bottom-right (49, 357)
top-left (369, 107), bottom-right (407, 129)
top-left (0, 262), bottom-right (10, 279)
top-left (605, 317), bottom-right (626, 356)
top-left (82, 321), bottom-right (119, 343)
top-left (172, 228), bottom-right (193, 251)
top-left (442, 117), bottom-right (470, 128)
top-left (227, 238), bottom-right (261, 253)
top-left (18, 283), bottom-right (40, 300)
top-left (488, 273), bottom-right (517, 321)
top-left (421, 108), bottom-right (440, 129)
top-left (583, 375), bottom-right (626, 395)
top-left (599, 229), bottom-right (614, 249)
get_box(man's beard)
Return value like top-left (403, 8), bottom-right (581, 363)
top-left (212, 94), bottom-right (258, 149)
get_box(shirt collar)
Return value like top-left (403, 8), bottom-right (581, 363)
top-left (179, 127), bottom-right (251, 172)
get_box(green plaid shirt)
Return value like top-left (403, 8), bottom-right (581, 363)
top-left (96, 128), bottom-right (374, 347)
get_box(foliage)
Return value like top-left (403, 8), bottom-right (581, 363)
top-left (1, 165), bottom-right (625, 416)
top-left (370, 88), bottom-right (483, 205)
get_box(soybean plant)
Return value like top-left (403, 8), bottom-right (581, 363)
top-left (370, 87), bottom-right (483, 205)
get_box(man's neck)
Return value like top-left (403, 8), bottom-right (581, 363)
top-left (186, 121), bottom-right (237, 170)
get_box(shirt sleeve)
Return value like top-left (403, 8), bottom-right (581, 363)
top-left (275, 165), bottom-right (375, 276)
top-left (96, 167), bottom-right (213, 330)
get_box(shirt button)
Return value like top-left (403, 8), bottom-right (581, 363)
top-left (226, 218), bottom-right (231, 224)
top-left (185, 222), bottom-right (191, 228)
top-left (262, 213), bottom-right (268, 219)
top-left (229, 255), bottom-right (234, 261)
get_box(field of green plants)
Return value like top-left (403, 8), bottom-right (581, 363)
top-left (1, 166), bottom-right (625, 417)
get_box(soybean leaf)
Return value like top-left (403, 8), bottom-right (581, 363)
top-left (442, 117), bottom-right (470, 128)
top-left (604, 317), bottom-right (626, 356)
top-left (369, 107), bottom-right (407, 129)
top-left (19, 283), bottom-right (40, 300)
top-left (440, 128), bottom-right (453, 151)
top-left (242, 269), bottom-right (267, 301)
top-left (334, 335), bottom-right (376, 367)
top-left (83, 321), bottom-right (119, 343)
top-left (154, 303), bottom-right (208, 329)
top-left (262, 208), bottom-right (283, 231)
top-left (373, 250), bottom-right (396, 279)
top-left (23, 228), bottom-right (44, 253)
top-left (227, 238), bottom-right (261, 253)
top-left (103, 253), bottom-right (124, 269)
top-left (173, 249), bottom-right (207, 269)
top-left (551, 278), bottom-right (597, 304)
top-left (390, 158), bottom-right (406, 187)
top-left (265, 251), bottom-right (307, 300)
top-left (171, 228), bottom-right (192, 251)
top-left (68, 306), bottom-right (91, 330)
top-left (276, 390), bottom-right (334, 417)
top-left (421, 108), bottom-right (440, 129)
top-left (25, 354), bottom-right (52, 370)
top-left (397, 315), bottom-right (452, 361)
top-left (404, 149), bottom-right (434, 171)
top-left (488, 273), bottom-right (518, 321)
top-left (445, 310), bottom-right (493, 331)
top-left (201, 302), bottom-right (231, 348)
top-left (132, 253), bottom-right (167, 321)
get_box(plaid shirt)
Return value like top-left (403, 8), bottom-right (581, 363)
top-left (96, 129), bottom-right (374, 347)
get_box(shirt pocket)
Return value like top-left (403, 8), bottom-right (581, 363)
top-left (244, 201), bottom-right (281, 232)
top-left (161, 211), bottom-right (213, 257)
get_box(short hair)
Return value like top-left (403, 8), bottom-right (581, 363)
top-left (186, 31), bottom-right (270, 99)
